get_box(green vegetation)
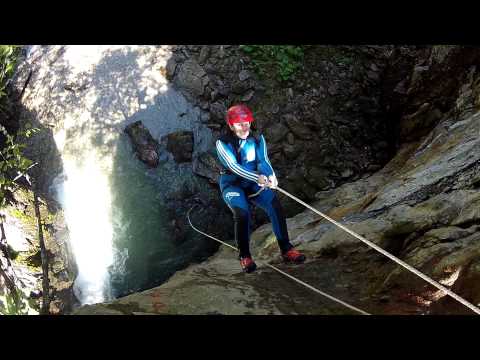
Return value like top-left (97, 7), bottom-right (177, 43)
top-left (240, 45), bottom-right (306, 82)
top-left (1, 45), bottom-right (40, 209)
top-left (0, 126), bottom-right (39, 208)
top-left (0, 45), bottom-right (20, 98)
top-left (0, 288), bottom-right (38, 315)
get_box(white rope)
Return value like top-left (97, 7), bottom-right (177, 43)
top-left (247, 187), bottom-right (265, 198)
top-left (187, 205), bottom-right (370, 315)
top-left (275, 186), bottom-right (480, 315)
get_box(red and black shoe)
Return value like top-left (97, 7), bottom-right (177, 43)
top-left (240, 257), bottom-right (257, 273)
top-left (282, 248), bottom-right (306, 264)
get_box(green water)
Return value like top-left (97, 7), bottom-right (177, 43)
top-left (108, 135), bottom-right (210, 298)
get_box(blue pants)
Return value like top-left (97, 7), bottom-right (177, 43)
top-left (222, 183), bottom-right (293, 258)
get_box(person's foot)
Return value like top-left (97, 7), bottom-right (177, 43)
top-left (240, 257), bottom-right (257, 273)
top-left (282, 248), bottom-right (306, 264)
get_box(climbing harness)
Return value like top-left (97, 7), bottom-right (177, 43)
top-left (187, 205), bottom-right (370, 315)
top-left (274, 186), bottom-right (480, 315)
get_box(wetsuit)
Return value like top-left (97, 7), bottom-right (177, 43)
top-left (215, 131), bottom-right (293, 258)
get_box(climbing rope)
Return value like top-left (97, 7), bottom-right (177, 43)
top-left (247, 187), bottom-right (265, 199)
top-left (275, 186), bottom-right (480, 315)
top-left (187, 205), bottom-right (370, 315)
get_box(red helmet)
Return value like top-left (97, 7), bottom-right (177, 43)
top-left (226, 104), bottom-right (254, 126)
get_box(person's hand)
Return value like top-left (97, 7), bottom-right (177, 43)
top-left (268, 175), bottom-right (278, 189)
top-left (258, 175), bottom-right (268, 187)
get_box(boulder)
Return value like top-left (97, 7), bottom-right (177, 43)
top-left (264, 122), bottom-right (289, 143)
top-left (192, 151), bottom-right (222, 184)
top-left (283, 114), bottom-right (313, 140)
top-left (164, 131), bottom-right (194, 163)
top-left (209, 101), bottom-right (227, 123)
top-left (175, 59), bottom-right (208, 97)
top-left (124, 121), bottom-right (160, 168)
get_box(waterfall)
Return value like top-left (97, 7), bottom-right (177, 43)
top-left (53, 152), bottom-right (115, 304)
top-left (20, 45), bottom-right (213, 305)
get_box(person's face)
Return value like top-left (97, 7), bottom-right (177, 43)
top-left (229, 121), bottom-right (251, 139)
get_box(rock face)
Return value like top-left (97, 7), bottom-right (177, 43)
top-left (75, 46), bottom-right (480, 315)
top-left (124, 121), bottom-right (160, 168)
top-left (174, 59), bottom-right (208, 97)
top-left (166, 45), bottom-right (397, 218)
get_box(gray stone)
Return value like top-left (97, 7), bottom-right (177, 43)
top-left (367, 71), bottom-right (380, 81)
top-left (209, 101), bottom-right (227, 122)
top-left (200, 112), bottom-right (211, 123)
top-left (283, 144), bottom-right (302, 160)
top-left (241, 90), bottom-right (255, 102)
top-left (210, 90), bottom-right (219, 101)
top-left (218, 46), bottom-right (226, 58)
top-left (341, 169), bottom-right (354, 178)
top-left (192, 151), bottom-right (222, 184)
top-left (307, 167), bottom-right (332, 189)
top-left (215, 80), bottom-right (230, 96)
top-left (287, 132), bottom-right (295, 145)
top-left (239, 70), bottom-right (251, 81)
top-left (393, 79), bottom-right (407, 95)
top-left (204, 64), bottom-right (218, 75)
top-left (175, 59), bottom-right (208, 97)
top-left (264, 123), bottom-right (289, 143)
top-left (231, 79), bottom-right (252, 94)
top-left (270, 104), bottom-right (280, 114)
top-left (327, 84), bottom-right (338, 96)
top-left (201, 75), bottom-right (210, 88)
top-left (283, 114), bottom-right (313, 140)
top-left (198, 46), bottom-right (211, 63)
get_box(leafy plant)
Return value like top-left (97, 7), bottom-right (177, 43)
top-left (0, 288), bottom-right (32, 315)
top-left (0, 45), bottom-right (39, 209)
top-left (0, 45), bottom-right (21, 99)
top-left (0, 126), bottom-right (39, 208)
top-left (240, 45), bottom-right (305, 82)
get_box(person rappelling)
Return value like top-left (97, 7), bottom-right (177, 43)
top-left (190, 104), bottom-right (480, 315)
top-left (215, 104), bottom-right (306, 273)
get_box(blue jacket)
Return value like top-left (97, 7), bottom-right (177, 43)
top-left (216, 131), bottom-right (275, 192)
